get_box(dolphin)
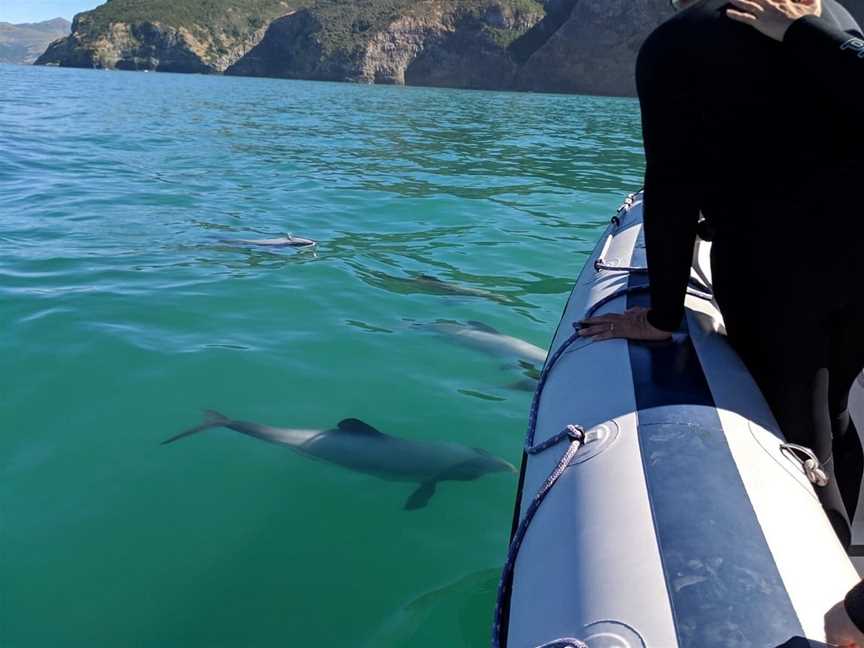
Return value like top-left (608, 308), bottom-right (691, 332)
top-left (413, 275), bottom-right (514, 303)
top-left (428, 321), bottom-right (548, 368)
top-left (220, 233), bottom-right (317, 248)
top-left (361, 271), bottom-right (519, 305)
top-left (162, 411), bottom-right (515, 510)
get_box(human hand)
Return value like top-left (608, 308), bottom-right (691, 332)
top-left (578, 306), bottom-right (673, 342)
top-left (727, 0), bottom-right (822, 42)
top-left (825, 600), bottom-right (864, 647)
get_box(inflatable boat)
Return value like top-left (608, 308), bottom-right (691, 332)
top-left (494, 192), bottom-right (861, 648)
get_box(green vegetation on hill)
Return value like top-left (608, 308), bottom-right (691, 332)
top-left (75, 0), bottom-right (294, 37)
top-left (302, 0), bottom-right (414, 56)
top-left (40, 0), bottom-right (550, 78)
top-left (73, 0), bottom-right (544, 54)
top-left (307, 0), bottom-right (544, 56)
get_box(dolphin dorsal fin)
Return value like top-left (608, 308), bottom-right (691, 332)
top-left (336, 418), bottom-right (383, 436)
top-left (467, 320), bottom-right (500, 334)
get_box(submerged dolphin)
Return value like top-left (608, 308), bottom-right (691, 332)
top-left (363, 271), bottom-right (519, 305)
top-left (221, 233), bottom-right (317, 248)
top-left (162, 411), bottom-right (515, 509)
top-left (429, 321), bottom-right (548, 368)
top-left (413, 275), bottom-right (513, 303)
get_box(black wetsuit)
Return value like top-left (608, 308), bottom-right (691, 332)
top-left (636, 0), bottom-right (864, 556)
top-left (781, 12), bottom-right (864, 634)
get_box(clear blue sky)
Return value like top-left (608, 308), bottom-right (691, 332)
top-left (1, 1), bottom-right (103, 24)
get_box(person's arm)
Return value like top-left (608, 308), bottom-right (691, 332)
top-left (636, 30), bottom-right (702, 333)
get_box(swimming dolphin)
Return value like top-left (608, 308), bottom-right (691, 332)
top-left (362, 271), bottom-right (519, 305)
top-left (413, 275), bottom-right (514, 303)
top-left (221, 233), bottom-right (317, 248)
top-left (162, 411), bottom-right (515, 510)
top-left (428, 321), bottom-right (548, 368)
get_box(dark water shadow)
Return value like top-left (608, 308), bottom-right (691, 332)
top-left (350, 267), bottom-right (528, 307)
top-left (364, 568), bottom-right (500, 648)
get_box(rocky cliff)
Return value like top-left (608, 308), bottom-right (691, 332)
top-left (0, 18), bottom-right (70, 65)
top-left (226, 1), bottom-right (546, 90)
top-left (515, 0), bottom-right (864, 96)
top-left (34, 0), bottom-right (864, 96)
top-left (224, 0), bottom-right (864, 94)
top-left (36, 0), bottom-right (293, 72)
top-left (516, 0), bottom-right (674, 96)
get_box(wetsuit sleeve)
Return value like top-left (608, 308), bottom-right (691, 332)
top-left (845, 579), bottom-right (864, 633)
top-left (636, 31), bottom-right (702, 333)
top-left (784, 16), bottom-right (864, 104)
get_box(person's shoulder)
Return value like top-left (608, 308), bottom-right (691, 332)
top-left (639, 14), bottom-right (684, 62)
top-left (637, 19), bottom-right (679, 80)
top-left (821, 0), bottom-right (863, 33)
top-left (637, 0), bottom-right (739, 83)
top-left (636, 12), bottom-right (697, 89)
top-left (637, 2), bottom-right (716, 69)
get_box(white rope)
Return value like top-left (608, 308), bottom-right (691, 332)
top-left (780, 443), bottom-right (829, 487)
top-left (534, 640), bottom-right (588, 648)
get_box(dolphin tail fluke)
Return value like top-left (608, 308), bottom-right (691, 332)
top-left (404, 481), bottom-right (437, 510)
top-left (161, 410), bottom-right (232, 446)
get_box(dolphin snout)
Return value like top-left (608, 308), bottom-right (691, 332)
top-left (486, 456), bottom-right (518, 475)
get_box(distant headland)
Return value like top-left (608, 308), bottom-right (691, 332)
top-left (32, 0), bottom-right (864, 97)
top-left (1, 18), bottom-right (71, 65)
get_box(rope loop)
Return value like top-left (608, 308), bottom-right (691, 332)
top-left (535, 639), bottom-right (589, 648)
top-left (526, 424), bottom-right (584, 455)
top-left (593, 260), bottom-right (649, 274)
top-left (565, 424), bottom-right (583, 441)
top-left (780, 443), bottom-right (830, 487)
top-left (616, 191), bottom-right (639, 215)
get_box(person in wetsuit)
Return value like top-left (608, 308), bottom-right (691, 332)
top-left (724, 1), bottom-right (864, 645)
top-left (579, 0), bottom-right (864, 565)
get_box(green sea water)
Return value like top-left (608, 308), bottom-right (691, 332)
top-left (0, 64), bottom-right (645, 647)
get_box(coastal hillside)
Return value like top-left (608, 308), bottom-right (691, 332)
top-left (35, 0), bottom-right (864, 96)
top-left (516, 0), bottom-right (671, 96)
top-left (225, 0), bottom-right (548, 89)
top-left (36, 0), bottom-right (294, 72)
top-left (0, 18), bottom-right (70, 65)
